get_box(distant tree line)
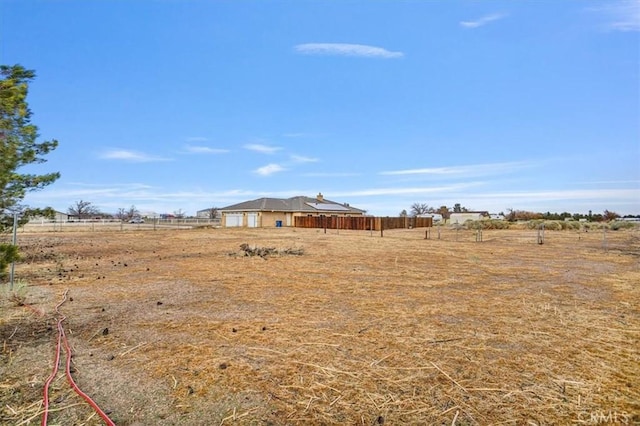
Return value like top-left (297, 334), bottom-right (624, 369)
top-left (403, 202), bottom-right (637, 223)
top-left (65, 200), bottom-right (196, 220)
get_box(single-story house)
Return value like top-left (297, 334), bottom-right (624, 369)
top-left (219, 193), bottom-right (366, 228)
top-left (28, 210), bottom-right (69, 223)
top-left (449, 211), bottom-right (490, 224)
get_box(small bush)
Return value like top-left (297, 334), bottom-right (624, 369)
top-left (543, 221), bottom-right (562, 231)
top-left (560, 221), bottom-right (581, 231)
top-left (2, 279), bottom-right (28, 306)
top-left (0, 244), bottom-right (20, 281)
top-left (526, 220), bottom-right (545, 230)
top-left (464, 220), bottom-right (511, 230)
top-left (609, 221), bottom-right (637, 231)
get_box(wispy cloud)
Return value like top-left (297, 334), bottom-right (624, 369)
top-left (588, 0), bottom-right (640, 32)
top-left (283, 132), bottom-right (311, 138)
top-left (290, 154), bottom-right (319, 163)
top-left (301, 172), bottom-right (361, 178)
top-left (100, 149), bottom-right (171, 163)
top-left (380, 161), bottom-right (533, 177)
top-left (294, 43), bottom-right (404, 58)
top-left (466, 188), bottom-right (640, 203)
top-left (186, 136), bottom-right (209, 142)
top-left (183, 145), bottom-right (230, 154)
top-left (331, 183), bottom-right (483, 198)
top-left (460, 13), bottom-right (507, 28)
top-left (254, 164), bottom-right (286, 176)
top-left (244, 144), bottom-right (282, 154)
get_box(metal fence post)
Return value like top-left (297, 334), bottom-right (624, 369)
top-left (9, 213), bottom-right (18, 290)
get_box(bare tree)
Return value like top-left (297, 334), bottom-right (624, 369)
top-left (68, 200), bottom-right (100, 219)
top-left (410, 203), bottom-right (433, 217)
top-left (127, 205), bottom-right (140, 219)
top-left (208, 207), bottom-right (219, 220)
top-left (173, 209), bottom-right (185, 219)
top-left (603, 210), bottom-right (620, 222)
top-left (115, 208), bottom-right (127, 221)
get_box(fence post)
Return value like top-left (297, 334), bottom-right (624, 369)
top-left (537, 223), bottom-right (545, 244)
top-left (9, 213), bottom-right (18, 290)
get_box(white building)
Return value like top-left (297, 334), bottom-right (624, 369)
top-left (449, 211), bottom-right (489, 224)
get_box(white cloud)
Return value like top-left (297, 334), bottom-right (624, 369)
top-left (331, 183), bottom-right (483, 198)
top-left (186, 136), bottom-right (209, 142)
top-left (589, 0), bottom-right (640, 32)
top-left (380, 161), bottom-right (534, 177)
top-left (294, 43), bottom-right (404, 58)
top-left (460, 13), bottom-right (507, 28)
top-left (24, 179), bottom-right (640, 218)
top-left (254, 164), bottom-right (286, 176)
top-left (100, 149), bottom-right (171, 162)
top-left (283, 132), bottom-right (310, 138)
top-left (467, 188), bottom-right (640, 203)
top-left (301, 172), bottom-right (361, 178)
top-left (290, 154), bottom-right (319, 163)
top-left (244, 144), bottom-right (282, 154)
top-left (184, 145), bottom-right (230, 154)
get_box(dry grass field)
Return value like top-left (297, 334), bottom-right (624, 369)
top-left (1, 225), bottom-right (639, 425)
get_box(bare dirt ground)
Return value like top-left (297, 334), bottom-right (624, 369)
top-left (1, 226), bottom-right (639, 425)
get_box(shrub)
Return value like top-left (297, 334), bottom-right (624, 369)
top-left (609, 221), bottom-right (637, 231)
top-left (543, 221), bottom-right (562, 231)
top-left (526, 220), bottom-right (545, 230)
top-left (1, 279), bottom-right (28, 306)
top-left (462, 220), bottom-right (511, 230)
top-left (0, 244), bottom-right (20, 281)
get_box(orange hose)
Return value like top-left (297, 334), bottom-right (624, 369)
top-left (42, 290), bottom-right (116, 426)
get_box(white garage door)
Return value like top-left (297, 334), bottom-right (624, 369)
top-left (225, 213), bottom-right (243, 227)
top-left (247, 213), bottom-right (259, 228)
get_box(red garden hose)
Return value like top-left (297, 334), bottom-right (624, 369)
top-left (42, 290), bottom-right (116, 426)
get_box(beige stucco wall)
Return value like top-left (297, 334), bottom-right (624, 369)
top-left (223, 210), bottom-right (364, 227)
top-left (260, 212), bottom-right (288, 227)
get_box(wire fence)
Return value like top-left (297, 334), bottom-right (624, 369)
top-left (17, 218), bottom-right (220, 233)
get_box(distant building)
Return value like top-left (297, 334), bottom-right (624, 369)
top-left (196, 208), bottom-right (220, 219)
top-left (418, 213), bottom-right (443, 223)
top-left (28, 210), bottom-right (69, 223)
top-left (449, 211), bottom-right (490, 224)
top-left (220, 193), bottom-right (365, 228)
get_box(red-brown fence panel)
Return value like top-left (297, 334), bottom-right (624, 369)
top-left (294, 216), bottom-right (431, 230)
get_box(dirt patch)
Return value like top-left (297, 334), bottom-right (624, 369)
top-left (1, 227), bottom-right (639, 425)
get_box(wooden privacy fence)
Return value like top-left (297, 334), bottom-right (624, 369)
top-left (294, 216), bottom-right (433, 231)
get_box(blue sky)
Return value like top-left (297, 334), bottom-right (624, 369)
top-left (2, 0), bottom-right (639, 216)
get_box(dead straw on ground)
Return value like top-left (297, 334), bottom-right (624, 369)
top-left (1, 226), bottom-right (639, 424)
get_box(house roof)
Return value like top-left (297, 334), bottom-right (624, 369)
top-left (220, 196), bottom-right (365, 214)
